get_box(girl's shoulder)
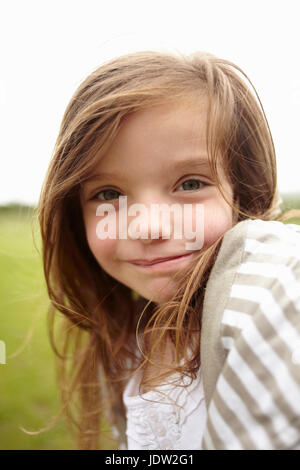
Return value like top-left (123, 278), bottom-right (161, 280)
top-left (209, 217), bottom-right (300, 310)
top-left (204, 218), bottom-right (300, 314)
top-left (228, 217), bottom-right (300, 241)
top-left (221, 218), bottom-right (300, 267)
top-left (243, 217), bottom-right (300, 241)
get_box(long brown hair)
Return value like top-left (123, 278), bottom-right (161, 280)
top-left (35, 50), bottom-right (300, 449)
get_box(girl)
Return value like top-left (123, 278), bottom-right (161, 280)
top-left (37, 50), bottom-right (300, 450)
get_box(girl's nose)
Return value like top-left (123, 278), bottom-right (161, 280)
top-left (127, 205), bottom-right (173, 243)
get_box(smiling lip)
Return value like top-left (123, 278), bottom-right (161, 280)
top-left (127, 252), bottom-right (198, 267)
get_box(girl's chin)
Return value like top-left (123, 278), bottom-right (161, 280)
top-left (142, 290), bottom-right (177, 305)
top-left (133, 278), bottom-right (181, 305)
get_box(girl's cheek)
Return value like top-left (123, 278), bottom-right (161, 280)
top-left (89, 233), bottom-right (116, 264)
top-left (202, 203), bottom-right (233, 248)
top-left (84, 213), bottom-right (117, 263)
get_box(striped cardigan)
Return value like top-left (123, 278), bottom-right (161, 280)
top-left (201, 218), bottom-right (300, 450)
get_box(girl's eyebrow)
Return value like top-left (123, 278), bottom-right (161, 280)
top-left (83, 157), bottom-right (210, 185)
top-left (172, 158), bottom-right (210, 171)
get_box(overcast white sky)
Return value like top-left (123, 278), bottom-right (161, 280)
top-left (0, 0), bottom-right (299, 205)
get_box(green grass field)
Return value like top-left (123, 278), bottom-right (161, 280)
top-left (0, 207), bottom-right (77, 449)
top-left (0, 197), bottom-right (300, 449)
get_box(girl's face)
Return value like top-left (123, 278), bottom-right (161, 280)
top-left (81, 98), bottom-right (233, 304)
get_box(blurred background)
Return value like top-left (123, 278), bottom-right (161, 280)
top-left (0, 0), bottom-right (299, 449)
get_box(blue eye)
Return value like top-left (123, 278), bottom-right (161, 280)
top-left (178, 179), bottom-right (204, 191)
top-left (93, 189), bottom-right (121, 201)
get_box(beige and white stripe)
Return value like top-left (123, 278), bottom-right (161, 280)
top-left (201, 219), bottom-right (300, 450)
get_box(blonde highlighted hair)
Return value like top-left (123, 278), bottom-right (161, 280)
top-left (35, 50), bottom-right (299, 449)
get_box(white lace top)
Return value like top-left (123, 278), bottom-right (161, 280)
top-left (122, 366), bottom-right (207, 450)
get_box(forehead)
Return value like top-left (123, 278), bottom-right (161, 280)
top-left (122, 95), bottom-right (209, 137)
top-left (100, 97), bottom-right (210, 165)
